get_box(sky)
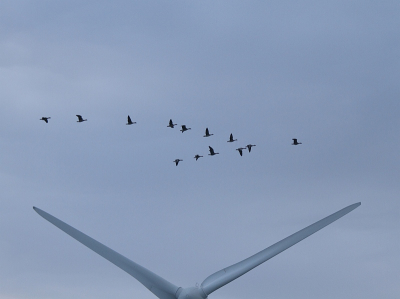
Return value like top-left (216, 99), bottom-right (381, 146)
top-left (0, 1), bottom-right (399, 298)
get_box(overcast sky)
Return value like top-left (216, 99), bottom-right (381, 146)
top-left (1, 1), bottom-right (399, 298)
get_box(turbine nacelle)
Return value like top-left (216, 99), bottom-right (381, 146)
top-left (177, 286), bottom-right (207, 299)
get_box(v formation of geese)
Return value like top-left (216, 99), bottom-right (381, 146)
top-left (39, 116), bottom-right (302, 166)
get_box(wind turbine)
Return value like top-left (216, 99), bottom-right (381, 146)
top-left (33, 202), bottom-right (360, 299)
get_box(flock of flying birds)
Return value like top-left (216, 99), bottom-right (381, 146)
top-left (40, 115), bottom-right (302, 166)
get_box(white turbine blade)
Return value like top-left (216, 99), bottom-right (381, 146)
top-left (33, 207), bottom-right (180, 299)
top-left (201, 202), bottom-right (361, 296)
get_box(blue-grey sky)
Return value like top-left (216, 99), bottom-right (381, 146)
top-left (1, 1), bottom-right (399, 298)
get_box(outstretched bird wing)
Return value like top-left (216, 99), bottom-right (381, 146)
top-left (205, 128), bottom-right (209, 135)
top-left (200, 202), bottom-right (361, 296)
top-left (76, 115), bottom-right (83, 121)
top-left (128, 115), bottom-right (132, 123)
top-left (33, 207), bottom-right (180, 299)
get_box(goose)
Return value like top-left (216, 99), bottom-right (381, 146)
top-left (227, 133), bottom-right (237, 142)
top-left (194, 154), bottom-right (203, 161)
top-left (173, 159), bottom-right (183, 166)
top-left (246, 144), bottom-right (256, 152)
top-left (167, 119), bottom-right (177, 128)
top-left (292, 138), bottom-right (302, 145)
top-left (76, 115), bottom-right (87, 122)
top-left (180, 125), bottom-right (191, 133)
top-left (208, 146), bottom-right (219, 156)
top-left (40, 117), bottom-right (51, 123)
top-left (126, 115), bottom-right (136, 125)
top-left (203, 128), bottom-right (213, 137)
top-left (236, 147), bottom-right (246, 156)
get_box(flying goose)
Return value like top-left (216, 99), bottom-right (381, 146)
top-left (167, 119), bottom-right (177, 128)
top-left (292, 138), bottom-right (302, 145)
top-left (203, 128), bottom-right (213, 137)
top-left (76, 115), bottom-right (87, 122)
top-left (40, 117), bottom-right (51, 123)
top-left (180, 125), bottom-right (191, 133)
top-left (236, 147), bottom-right (246, 156)
top-left (208, 146), bottom-right (219, 156)
top-left (194, 155), bottom-right (203, 161)
top-left (126, 115), bottom-right (136, 125)
top-left (227, 133), bottom-right (237, 142)
top-left (173, 159), bottom-right (183, 166)
top-left (246, 144), bottom-right (256, 152)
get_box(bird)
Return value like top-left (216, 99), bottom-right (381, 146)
top-left (292, 138), bottom-right (302, 145)
top-left (173, 159), bottom-right (183, 166)
top-left (208, 146), bottom-right (219, 156)
top-left (33, 203), bottom-right (360, 299)
top-left (227, 133), bottom-right (237, 142)
top-left (76, 115), bottom-right (87, 122)
top-left (194, 155), bottom-right (203, 161)
top-left (236, 147), bottom-right (246, 156)
top-left (167, 119), bottom-right (177, 128)
top-left (203, 128), bottom-right (213, 137)
top-left (40, 117), bottom-right (51, 123)
top-left (126, 115), bottom-right (136, 125)
top-left (246, 144), bottom-right (256, 152)
top-left (180, 125), bottom-right (191, 133)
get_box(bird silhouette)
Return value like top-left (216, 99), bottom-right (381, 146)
top-left (76, 115), bottom-right (87, 122)
top-left (126, 115), bottom-right (136, 125)
top-left (194, 155), bottom-right (203, 161)
top-left (203, 128), bottom-right (213, 137)
top-left (227, 133), bottom-right (237, 142)
top-left (246, 144), bottom-right (256, 152)
top-left (167, 119), bottom-right (177, 128)
top-left (180, 125), bottom-right (191, 133)
top-left (208, 146), bottom-right (219, 156)
top-left (236, 147), bottom-right (246, 156)
top-left (173, 159), bottom-right (183, 166)
top-left (40, 117), bottom-right (51, 123)
top-left (292, 138), bottom-right (302, 145)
